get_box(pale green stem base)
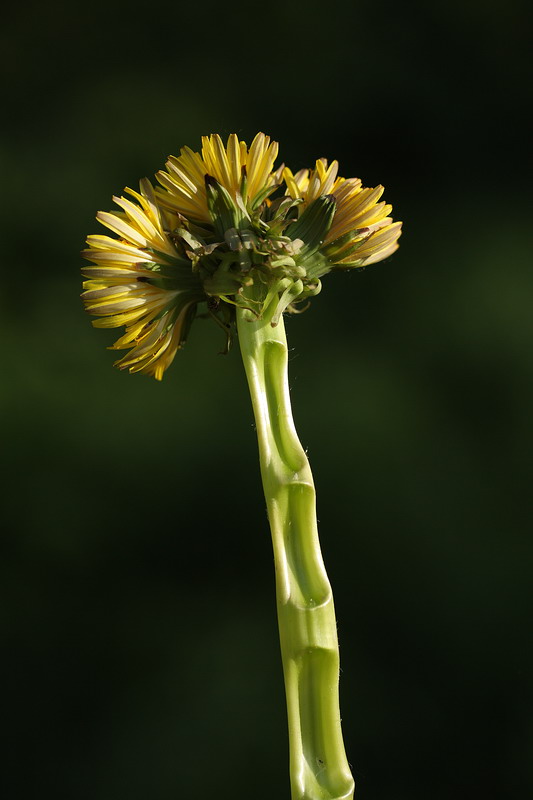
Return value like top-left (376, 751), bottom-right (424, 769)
top-left (237, 302), bottom-right (355, 800)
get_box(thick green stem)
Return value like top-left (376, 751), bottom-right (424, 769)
top-left (237, 301), bottom-right (355, 800)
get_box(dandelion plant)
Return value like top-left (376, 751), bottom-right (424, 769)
top-left (82, 132), bottom-right (402, 800)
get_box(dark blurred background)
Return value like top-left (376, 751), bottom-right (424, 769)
top-left (2, 1), bottom-right (532, 797)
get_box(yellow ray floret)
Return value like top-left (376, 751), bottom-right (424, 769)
top-left (155, 132), bottom-right (280, 222)
top-left (284, 159), bottom-right (402, 267)
top-left (81, 179), bottom-right (204, 380)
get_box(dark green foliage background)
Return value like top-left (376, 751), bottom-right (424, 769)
top-left (2, 1), bottom-right (531, 797)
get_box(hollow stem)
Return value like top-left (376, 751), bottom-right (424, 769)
top-left (237, 300), bottom-right (355, 800)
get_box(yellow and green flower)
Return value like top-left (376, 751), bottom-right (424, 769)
top-left (82, 133), bottom-right (402, 380)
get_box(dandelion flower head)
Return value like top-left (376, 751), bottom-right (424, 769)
top-left (82, 133), bottom-right (402, 379)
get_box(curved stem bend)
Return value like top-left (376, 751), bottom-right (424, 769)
top-left (237, 302), bottom-right (354, 800)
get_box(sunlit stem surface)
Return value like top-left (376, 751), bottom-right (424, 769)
top-left (237, 300), bottom-right (355, 800)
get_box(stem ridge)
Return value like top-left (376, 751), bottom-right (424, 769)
top-left (237, 306), bottom-right (355, 800)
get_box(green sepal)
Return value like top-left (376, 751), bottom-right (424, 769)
top-left (267, 194), bottom-right (302, 222)
top-left (205, 175), bottom-right (250, 237)
top-left (320, 229), bottom-right (367, 264)
top-left (320, 228), bottom-right (362, 256)
top-left (296, 249), bottom-right (332, 281)
top-left (203, 272), bottom-right (244, 295)
top-left (271, 279), bottom-right (304, 326)
top-left (250, 181), bottom-right (281, 211)
top-left (269, 255), bottom-right (297, 270)
top-left (285, 195), bottom-right (336, 255)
